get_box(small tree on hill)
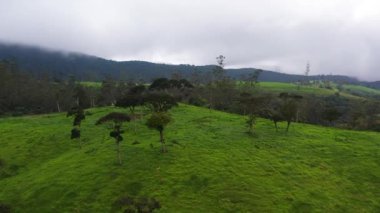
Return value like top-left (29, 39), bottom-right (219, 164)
top-left (144, 92), bottom-right (178, 112)
top-left (262, 108), bottom-right (285, 132)
top-left (240, 94), bottom-right (266, 134)
top-left (261, 93), bottom-right (302, 132)
top-left (280, 99), bottom-right (298, 132)
top-left (96, 112), bottom-right (131, 165)
top-left (67, 107), bottom-right (85, 148)
top-left (279, 93), bottom-right (303, 132)
top-left (246, 114), bottom-right (257, 134)
top-left (146, 112), bottom-right (172, 153)
top-left (116, 94), bottom-right (144, 114)
top-left (213, 55), bottom-right (226, 82)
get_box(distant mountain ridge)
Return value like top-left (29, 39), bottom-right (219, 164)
top-left (1, 42), bottom-right (378, 88)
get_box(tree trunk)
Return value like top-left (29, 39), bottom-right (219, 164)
top-left (159, 130), bottom-right (166, 153)
top-left (90, 97), bottom-right (94, 108)
top-left (286, 121), bottom-right (291, 132)
top-left (56, 101), bottom-right (61, 112)
top-left (117, 141), bottom-right (121, 165)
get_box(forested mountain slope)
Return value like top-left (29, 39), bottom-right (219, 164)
top-left (0, 42), bottom-right (365, 85)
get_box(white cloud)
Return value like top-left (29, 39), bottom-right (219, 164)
top-left (0, 0), bottom-right (380, 80)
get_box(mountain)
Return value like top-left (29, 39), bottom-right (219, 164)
top-left (0, 42), bottom-right (365, 84)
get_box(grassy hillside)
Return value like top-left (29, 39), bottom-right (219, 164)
top-left (0, 105), bottom-right (379, 212)
top-left (343, 84), bottom-right (380, 96)
top-left (258, 82), bottom-right (334, 95)
top-left (255, 82), bottom-right (362, 99)
top-left (80, 81), bottom-right (102, 88)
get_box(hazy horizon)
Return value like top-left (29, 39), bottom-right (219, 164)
top-left (1, 0), bottom-right (380, 81)
top-left (0, 40), bottom-right (370, 81)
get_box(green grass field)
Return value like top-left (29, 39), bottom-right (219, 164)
top-left (254, 82), bottom-right (362, 99)
top-left (258, 82), bottom-right (333, 94)
top-left (80, 81), bottom-right (102, 88)
top-left (1, 105), bottom-right (379, 212)
top-left (343, 84), bottom-right (380, 96)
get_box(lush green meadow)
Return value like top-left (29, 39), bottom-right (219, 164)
top-left (0, 105), bottom-right (379, 212)
top-left (254, 82), bottom-right (362, 99)
top-left (257, 82), bottom-right (335, 94)
top-left (343, 84), bottom-right (380, 96)
top-left (80, 81), bottom-right (102, 88)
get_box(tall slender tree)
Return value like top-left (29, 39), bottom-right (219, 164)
top-left (67, 107), bottom-right (86, 148)
top-left (213, 55), bottom-right (226, 82)
top-left (146, 112), bottom-right (172, 153)
top-left (96, 112), bottom-right (131, 165)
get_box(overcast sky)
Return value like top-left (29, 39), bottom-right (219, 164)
top-left (1, 0), bottom-right (380, 80)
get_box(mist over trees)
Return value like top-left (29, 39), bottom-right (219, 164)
top-left (2, 43), bottom-right (372, 87)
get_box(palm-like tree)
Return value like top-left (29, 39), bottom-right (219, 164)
top-left (96, 112), bottom-right (131, 165)
top-left (146, 112), bottom-right (172, 153)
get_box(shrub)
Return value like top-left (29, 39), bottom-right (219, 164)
top-left (114, 195), bottom-right (161, 213)
top-left (0, 203), bottom-right (11, 213)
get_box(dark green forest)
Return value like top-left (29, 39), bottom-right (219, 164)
top-left (1, 57), bottom-right (379, 132)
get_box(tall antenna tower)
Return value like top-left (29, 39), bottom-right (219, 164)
top-left (305, 61), bottom-right (310, 76)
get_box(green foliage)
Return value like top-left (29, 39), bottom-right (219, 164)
top-left (67, 107), bottom-right (86, 146)
top-left (96, 112), bottom-right (131, 125)
top-left (144, 92), bottom-right (178, 112)
top-left (70, 128), bottom-right (81, 139)
top-left (146, 112), bottom-right (172, 153)
top-left (116, 94), bottom-right (144, 114)
top-left (149, 78), bottom-right (193, 90)
top-left (246, 114), bottom-right (256, 134)
top-left (146, 113), bottom-right (171, 132)
top-left (67, 107), bottom-right (85, 127)
top-left (67, 107), bottom-right (86, 148)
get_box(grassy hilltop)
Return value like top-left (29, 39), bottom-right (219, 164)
top-left (253, 82), bottom-right (371, 99)
top-left (0, 105), bottom-right (379, 212)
